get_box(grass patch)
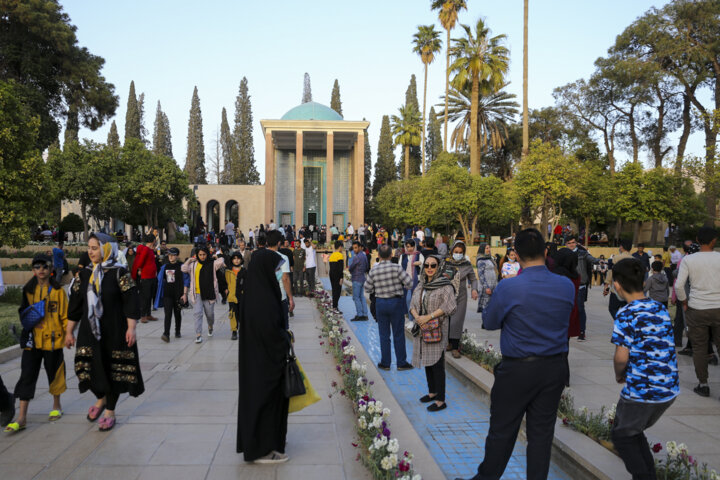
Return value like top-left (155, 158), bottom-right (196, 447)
top-left (0, 286), bottom-right (23, 349)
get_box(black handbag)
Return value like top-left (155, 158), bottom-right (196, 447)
top-left (283, 336), bottom-right (306, 398)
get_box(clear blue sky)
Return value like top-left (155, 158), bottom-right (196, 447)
top-left (64, 0), bottom-right (694, 182)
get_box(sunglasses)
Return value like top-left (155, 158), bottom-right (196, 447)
top-left (423, 263), bottom-right (438, 269)
top-left (33, 264), bottom-right (49, 270)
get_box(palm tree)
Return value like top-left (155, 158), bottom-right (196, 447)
top-left (522, 0), bottom-right (529, 160)
top-left (391, 104), bottom-right (422, 180)
top-left (449, 18), bottom-right (510, 175)
top-left (413, 25), bottom-right (442, 176)
top-left (443, 82), bottom-right (519, 156)
top-left (431, 0), bottom-right (467, 152)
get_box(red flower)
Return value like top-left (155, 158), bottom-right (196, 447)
top-left (340, 390), bottom-right (346, 396)
top-left (562, 417), bottom-right (569, 425)
top-left (399, 460), bottom-right (410, 472)
top-left (652, 443), bottom-right (662, 453)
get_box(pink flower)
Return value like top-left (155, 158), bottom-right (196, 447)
top-left (399, 460), bottom-right (410, 472)
top-left (562, 418), bottom-right (569, 425)
top-left (652, 443), bottom-right (662, 453)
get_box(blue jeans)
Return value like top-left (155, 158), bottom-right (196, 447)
top-left (375, 297), bottom-right (408, 367)
top-left (352, 281), bottom-right (368, 317)
top-left (404, 288), bottom-right (414, 320)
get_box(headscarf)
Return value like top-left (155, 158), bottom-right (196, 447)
top-left (446, 240), bottom-right (471, 267)
top-left (552, 247), bottom-right (579, 279)
top-left (420, 255), bottom-right (455, 292)
top-left (87, 233), bottom-right (121, 340)
top-left (476, 242), bottom-right (492, 260)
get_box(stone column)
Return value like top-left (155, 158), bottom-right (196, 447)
top-left (264, 131), bottom-right (274, 223)
top-left (352, 131), bottom-right (365, 225)
top-left (326, 132), bottom-right (334, 227)
top-left (295, 131), bottom-right (304, 225)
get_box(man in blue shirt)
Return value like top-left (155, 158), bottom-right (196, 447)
top-left (458, 228), bottom-right (574, 480)
top-left (51, 241), bottom-right (65, 283)
top-left (610, 258), bottom-right (679, 480)
top-left (348, 241), bottom-right (369, 321)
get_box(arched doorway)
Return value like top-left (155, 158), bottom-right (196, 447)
top-left (206, 200), bottom-right (220, 233)
top-left (225, 200), bottom-right (239, 229)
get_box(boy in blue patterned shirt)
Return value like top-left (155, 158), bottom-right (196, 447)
top-left (610, 258), bottom-right (679, 480)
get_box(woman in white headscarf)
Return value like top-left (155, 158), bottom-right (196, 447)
top-left (66, 233), bottom-right (144, 432)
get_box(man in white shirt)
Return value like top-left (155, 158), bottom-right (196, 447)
top-left (347, 223), bottom-right (354, 236)
top-left (302, 238), bottom-right (317, 293)
top-left (267, 230), bottom-right (294, 329)
top-left (269, 219), bottom-right (277, 230)
top-left (224, 220), bottom-right (235, 248)
top-left (248, 228), bottom-right (255, 249)
top-left (675, 226), bottom-right (720, 398)
top-left (415, 227), bottom-right (425, 243)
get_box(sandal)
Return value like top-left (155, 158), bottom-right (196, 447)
top-left (451, 349), bottom-right (461, 359)
top-left (87, 405), bottom-right (106, 423)
top-left (48, 410), bottom-right (63, 421)
top-left (98, 416), bottom-right (116, 432)
top-left (3, 422), bottom-right (26, 433)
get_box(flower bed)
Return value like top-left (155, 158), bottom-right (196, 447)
top-left (312, 287), bottom-right (421, 480)
top-left (460, 330), bottom-right (719, 478)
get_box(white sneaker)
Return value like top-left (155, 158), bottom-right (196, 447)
top-left (208, 328), bottom-right (213, 337)
top-left (195, 336), bottom-right (202, 344)
top-left (254, 451), bottom-right (289, 464)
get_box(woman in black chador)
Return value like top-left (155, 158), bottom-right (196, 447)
top-left (66, 233), bottom-right (144, 431)
top-left (237, 247), bottom-right (291, 464)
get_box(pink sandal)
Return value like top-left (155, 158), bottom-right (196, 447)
top-left (86, 405), bottom-right (105, 423)
top-left (98, 416), bottom-right (115, 431)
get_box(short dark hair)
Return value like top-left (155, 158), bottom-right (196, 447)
top-left (697, 226), bottom-right (717, 245)
top-left (404, 240), bottom-right (415, 247)
top-left (144, 234), bottom-right (155, 244)
top-left (612, 258), bottom-right (645, 294)
top-left (378, 244), bottom-right (392, 259)
top-left (266, 230), bottom-right (283, 247)
top-left (514, 228), bottom-right (545, 261)
top-left (566, 235), bottom-right (578, 243)
top-left (334, 240), bottom-right (343, 249)
top-left (637, 243), bottom-right (645, 248)
top-left (651, 260), bottom-right (663, 272)
top-left (424, 237), bottom-right (435, 248)
top-left (256, 233), bottom-right (267, 247)
top-left (352, 240), bottom-right (362, 248)
top-left (620, 238), bottom-right (632, 252)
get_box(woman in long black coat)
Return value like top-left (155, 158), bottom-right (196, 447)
top-left (237, 247), bottom-right (291, 463)
top-left (66, 233), bottom-right (144, 432)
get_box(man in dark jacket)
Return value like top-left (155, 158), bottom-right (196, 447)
top-left (292, 242), bottom-right (306, 296)
top-left (155, 248), bottom-right (189, 342)
top-left (566, 236), bottom-right (599, 341)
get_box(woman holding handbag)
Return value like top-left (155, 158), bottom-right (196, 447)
top-left (409, 255), bottom-right (457, 412)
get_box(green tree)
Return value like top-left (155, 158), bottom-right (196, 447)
top-left (59, 213), bottom-right (84, 240)
top-left (522, 0), bottom-right (529, 160)
top-left (391, 104), bottom-right (422, 180)
top-left (426, 107), bottom-right (443, 168)
top-left (219, 107), bottom-right (233, 184)
top-left (364, 124), bottom-right (372, 213)
top-left (514, 140), bottom-right (576, 239)
top-left (302, 72), bottom-right (312, 103)
top-left (0, 0), bottom-right (118, 149)
top-left (373, 115), bottom-right (397, 197)
top-left (413, 25), bottom-right (443, 175)
top-left (330, 79), bottom-right (342, 116)
top-left (450, 19), bottom-right (510, 175)
top-left (613, 162), bottom-right (650, 245)
top-left (431, 0), bottom-right (467, 152)
top-left (185, 86), bottom-right (206, 184)
top-left (0, 81), bottom-right (49, 247)
top-left (152, 101), bottom-right (173, 158)
top-left (376, 178), bottom-right (422, 227)
top-left (233, 77), bottom-right (260, 184)
top-left (124, 80), bottom-right (141, 143)
top-left (107, 120), bottom-right (120, 148)
top-left (402, 75), bottom-right (422, 176)
top-left (566, 160), bottom-right (612, 246)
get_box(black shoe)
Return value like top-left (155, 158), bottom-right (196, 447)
top-left (0, 397), bottom-right (14, 427)
top-left (377, 363), bottom-right (390, 371)
top-left (419, 394), bottom-right (436, 403)
top-left (678, 348), bottom-right (693, 356)
top-left (161, 334), bottom-right (170, 343)
top-left (175, 332), bottom-right (181, 338)
top-left (709, 354), bottom-right (719, 366)
top-left (694, 384), bottom-right (710, 397)
top-left (427, 402), bottom-right (447, 412)
top-left (359, 316), bottom-right (369, 321)
top-left (289, 311), bottom-right (294, 317)
top-left (231, 331), bottom-right (238, 340)
top-left (351, 316), bottom-right (360, 322)
top-left (577, 333), bottom-right (586, 342)
top-left (397, 363), bottom-right (414, 371)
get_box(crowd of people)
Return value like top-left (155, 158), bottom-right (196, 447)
top-left (1, 218), bottom-right (718, 479)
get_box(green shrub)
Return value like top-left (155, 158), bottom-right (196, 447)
top-left (0, 286), bottom-right (23, 305)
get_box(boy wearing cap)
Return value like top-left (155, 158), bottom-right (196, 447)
top-left (224, 252), bottom-right (246, 340)
top-left (155, 248), bottom-right (189, 342)
top-left (5, 254), bottom-right (68, 433)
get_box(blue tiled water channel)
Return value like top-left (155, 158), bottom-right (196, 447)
top-left (322, 279), bottom-right (572, 480)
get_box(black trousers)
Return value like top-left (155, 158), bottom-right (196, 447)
top-left (330, 274), bottom-right (342, 308)
top-left (608, 294), bottom-right (627, 320)
top-left (163, 298), bottom-right (182, 336)
top-left (673, 305), bottom-right (685, 347)
top-left (305, 267), bottom-right (316, 292)
top-left (473, 355), bottom-right (568, 480)
top-left (139, 278), bottom-right (156, 317)
top-left (14, 348), bottom-right (66, 400)
top-left (611, 397), bottom-right (674, 480)
top-left (0, 374), bottom-right (13, 411)
top-left (94, 391), bottom-right (120, 410)
top-left (425, 352), bottom-right (446, 401)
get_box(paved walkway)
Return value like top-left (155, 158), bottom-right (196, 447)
top-left (0, 298), bottom-right (372, 480)
top-left (463, 286), bottom-right (720, 472)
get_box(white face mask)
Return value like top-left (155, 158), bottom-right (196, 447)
top-left (452, 253), bottom-right (464, 261)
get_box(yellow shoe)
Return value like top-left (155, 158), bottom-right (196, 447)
top-left (3, 422), bottom-right (26, 433)
top-left (49, 410), bottom-right (63, 421)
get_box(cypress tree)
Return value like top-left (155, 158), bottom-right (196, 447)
top-left (64, 107), bottom-right (79, 146)
top-left (426, 107), bottom-right (442, 168)
top-left (402, 75), bottom-right (422, 176)
top-left (233, 77), bottom-right (260, 184)
top-left (330, 79), bottom-right (343, 116)
top-left (137, 93), bottom-right (147, 143)
top-left (363, 123), bottom-right (372, 209)
top-left (302, 72), bottom-right (312, 103)
top-left (153, 101), bottom-right (173, 158)
top-left (372, 115), bottom-right (397, 197)
top-left (124, 80), bottom-right (141, 142)
top-left (220, 107), bottom-right (233, 184)
top-left (107, 120), bottom-right (120, 148)
top-left (185, 86), bottom-right (206, 184)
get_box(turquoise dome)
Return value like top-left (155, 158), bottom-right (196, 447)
top-left (281, 101), bottom-right (343, 121)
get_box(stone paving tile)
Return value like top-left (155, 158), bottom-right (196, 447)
top-left (464, 286), bottom-right (720, 472)
top-left (324, 278), bottom-right (572, 480)
top-left (0, 296), bottom-right (371, 480)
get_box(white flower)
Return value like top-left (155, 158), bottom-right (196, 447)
top-left (400, 476), bottom-right (411, 480)
top-left (357, 417), bottom-right (367, 430)
top-left (356, 377), bottom-right (364, 387)
top-left (343, 345), bottom-right (356, 356)
top-left (371, 415), bottom-right (383, 429)
top-left (382, 407), bottom-right (391, 418)
top-left (358, 404), bottom-right (366, 413)
top-left (387, 438), bottom-right (399, 453)
top-left (367, 405), bottom-right (375, 415)
top-left (372, 435), bottom-right (388, 451)
top-left (412, 475), bottom-right (422, 480)
top-left (666, 441), bottom-right (678, 458)
top-left (380, 453), bottom-right (398, 470)
top-left (375, 400), bottom-right (383, 409)
top-left (605, 404), bottom-right (616, 422)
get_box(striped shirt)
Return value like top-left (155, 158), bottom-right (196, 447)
top-left (365, 261), bottom-right (412, 298)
